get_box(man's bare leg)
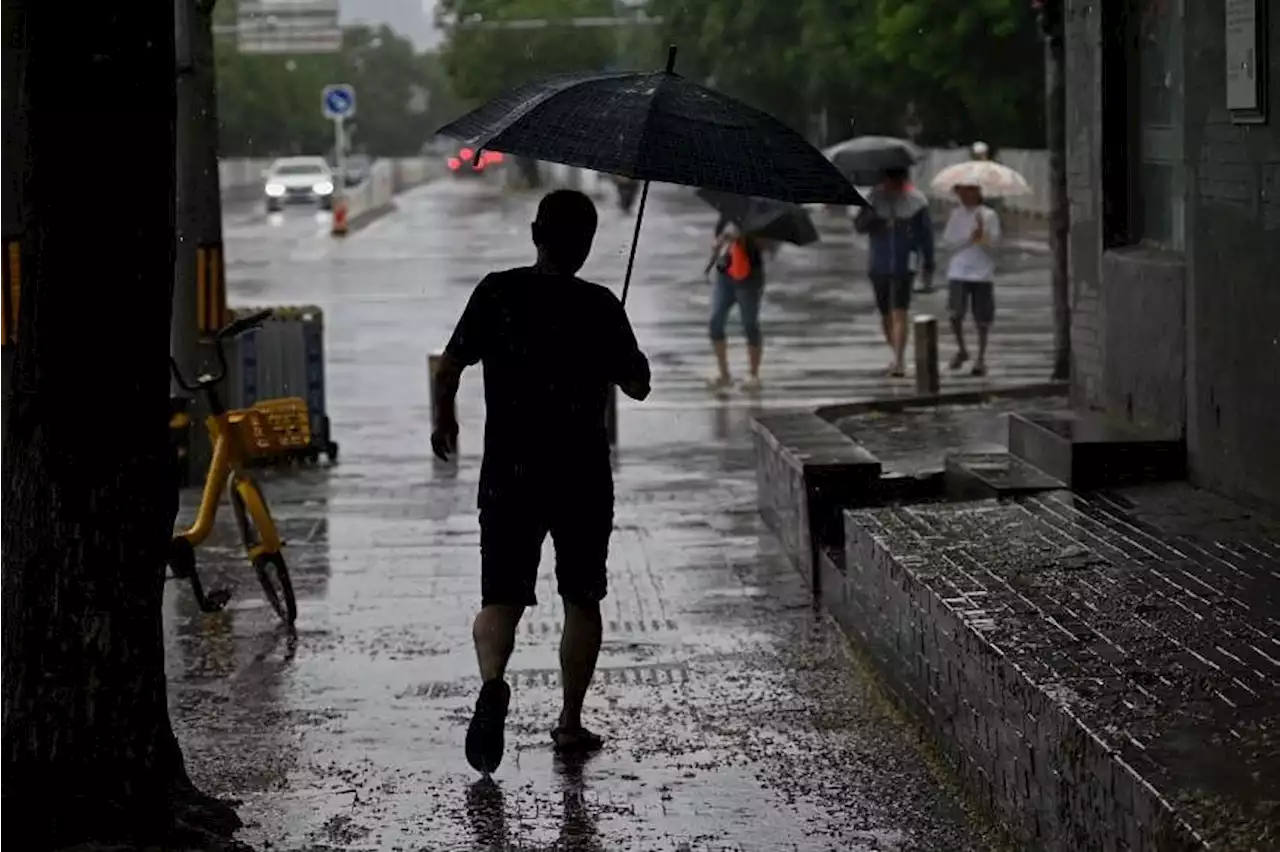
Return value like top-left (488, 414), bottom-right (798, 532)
top-left (474, 604), bottom-right (524, 681)
top-left (466, 604), bottom-right (524, 774)
top-left (889, 309), bottom-right (908, 375)
top-left (973, 324), bottom-right (991, 375)
top-left (554, 599), bottom-right (604, 753)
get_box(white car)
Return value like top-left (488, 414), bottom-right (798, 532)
top-left (263, 157), bottom-right (335, 212)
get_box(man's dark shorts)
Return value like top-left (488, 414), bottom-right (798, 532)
top-left (479, 484), bottom-right (614, 609)
top-left (948, 279), bottom-right (996, 326)
top-left (869, 274), bottom-right (914, 314)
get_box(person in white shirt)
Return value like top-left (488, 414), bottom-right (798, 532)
top-left (942, 184), bottom-right (1001, 376)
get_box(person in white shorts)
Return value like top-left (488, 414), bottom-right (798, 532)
top-left (942, 184), bottom-right (1001, 376)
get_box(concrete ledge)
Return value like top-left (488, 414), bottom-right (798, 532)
top-left (815, 380), bottom-right (1068, 423)
top-left (830, 492), bottom-right (1280, 851)
top-left (1007, 410), bottom-right (1186, 490)
top-left (752, 411), bottom-right (881, 591)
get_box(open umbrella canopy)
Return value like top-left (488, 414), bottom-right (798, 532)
top-left (824, 136), bottom-right (922, 186)
top-left (435, 50), bottom-right (863, 207)
top-left (930, 160), bottom-right (1032, 198)
top-left (696, 188), bottom-right (819, 247)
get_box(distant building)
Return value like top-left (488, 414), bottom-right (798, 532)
top-left (1065, 0), bottom-right (1279, 509)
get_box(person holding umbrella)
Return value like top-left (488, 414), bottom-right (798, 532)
top-left (431, 190), bottom-right (652, 774)
top-left (853, 167), bottom-right (936, 377)
top-left (941, 183), bottom-right (1002, 376)
top-left (706, 220), bottom-right (768, 392)
top-left (930, 158), bottom-right (1031, 377)
top-left (698, 190), bottom-right (818, 394)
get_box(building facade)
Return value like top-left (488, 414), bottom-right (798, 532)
top-left (1065, 0), bottom-right (1280, 509)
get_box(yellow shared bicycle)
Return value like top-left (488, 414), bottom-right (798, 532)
top-left (167, 309), bottom-right (304, 626)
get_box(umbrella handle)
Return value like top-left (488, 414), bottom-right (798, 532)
top-left (620, 180), bottom-right (650, 307)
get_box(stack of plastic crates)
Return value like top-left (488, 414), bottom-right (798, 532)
top-left (227, 398), bottom-right (313, 466)
top-left (225, 304), bottom-right (338, 464)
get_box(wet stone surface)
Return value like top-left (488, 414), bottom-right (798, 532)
top-left (834, 396), bottom-right (1070, 478)
top-left (157, 180), bottom-right (1059, 849)
top-left (842, 482), bottom-right (1280, 851)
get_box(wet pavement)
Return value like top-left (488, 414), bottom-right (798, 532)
top-left (166, 178), bottom-right (1055, 850)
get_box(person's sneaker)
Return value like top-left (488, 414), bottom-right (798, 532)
top-left (739, 375), bottom-right (762, 393)
top-left (950, 351), bottom-right (970, 371)
top-left (466, 679), bottom-right (511, 775)
top-left (970, 362), bottom-right (988, 377)
top-left (706, 375), bottom-right (733, 393)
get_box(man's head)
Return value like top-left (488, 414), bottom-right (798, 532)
top-left (881, 167), bottom-right (909, 193)
top-left (955, 184), bottom-right (983, 208)
top-left (531, 189), bottom-right (598, 274)
top-left (971, 140), bottom-right (991, 160)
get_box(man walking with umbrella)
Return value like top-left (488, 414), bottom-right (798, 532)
top-left (854, 167), bottom-right (936, 377)
top-left (431, 190), bottom-right (652, 774)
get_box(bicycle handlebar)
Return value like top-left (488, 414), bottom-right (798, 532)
top-left (170, 309), bottom-right (274, 393)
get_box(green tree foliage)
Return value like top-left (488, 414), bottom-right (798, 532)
top-left (436, 0), bottom-right (642, 103)
top-left (657, 0), bottom-right (1044, 147)
top-left (215, 24), bottom-right (467, 157)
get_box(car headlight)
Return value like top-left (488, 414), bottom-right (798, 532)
top-left (313, 181), bottom-right (334, 195)
top-left (265, 183), bottom-right (285, 197)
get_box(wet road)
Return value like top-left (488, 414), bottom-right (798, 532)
top-left (167, 178), bottom-right (1053, 850)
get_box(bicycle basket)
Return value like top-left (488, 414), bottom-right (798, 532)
top-left (230, 397), bottom-right (313, 458)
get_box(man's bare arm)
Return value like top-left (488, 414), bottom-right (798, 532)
top-left (433, 354), bottom-right (464, 429)
top-left (431, 354), bottom-right (466, 460)
top-left (618, 354), bottom-right (651, 401)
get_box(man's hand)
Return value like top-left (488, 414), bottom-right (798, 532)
top-left (431, 417), bottom-right (459, 462)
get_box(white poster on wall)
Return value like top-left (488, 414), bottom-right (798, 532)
top-left (1225, 0), bottom-right (1259, 111)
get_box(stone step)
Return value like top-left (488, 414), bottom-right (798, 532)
top-left (1006, 410), bottom-right (1184, 490)
top-left (944, 450), bottom-right (1065, 500)
top-left (832, 487), bottom-right (1280, 852)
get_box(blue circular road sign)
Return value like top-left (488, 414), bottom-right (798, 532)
top-left (323, 84), bottom-right (356, 119)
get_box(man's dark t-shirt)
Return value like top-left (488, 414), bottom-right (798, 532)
top-left (444, 267), bottom-right (648, 507)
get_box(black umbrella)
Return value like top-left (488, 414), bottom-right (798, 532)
top-left (696, 188), bottom-right (819, 247)
top-left (823, 136), bottom-right (921, 186)
top-left (436, 46), bottom-right (864, 304)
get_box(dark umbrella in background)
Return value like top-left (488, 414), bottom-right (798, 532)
top-left (696, 189), bottom-right (819, 276)
top-left (436, 46), bottom-right (865, 305)
top-left (823, 135), bottom-right (922, 187)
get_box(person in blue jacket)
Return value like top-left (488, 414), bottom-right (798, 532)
top-left (853, 167), bottom-right (936, 377)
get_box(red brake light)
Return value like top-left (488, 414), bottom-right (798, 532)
top-left (447, 157), bottom-right (461, 171)
top-left (459, 147), bottom-right (474, 162)
top-left (484, 151), bottom-right (504, 165)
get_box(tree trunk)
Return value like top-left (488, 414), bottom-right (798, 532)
top-left (1, 3), bottom-right (242, 848)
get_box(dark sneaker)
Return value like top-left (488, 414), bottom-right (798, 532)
top-left (551, 725), bottom-right (605, 755)
top-left (950, 351), bottom-right (970, 371)
top-left (970, 363), bottom-right (988, 377)
top-left (466, 679), bottom-right (511, 775)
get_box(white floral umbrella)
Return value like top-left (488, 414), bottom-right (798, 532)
top-left (930, 160), bottom-right (1031, 198)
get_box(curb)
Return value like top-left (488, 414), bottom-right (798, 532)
top-left (814, 380), bottom-right (1069, 422)
top-left (343, 200), bottom-right (397, 235)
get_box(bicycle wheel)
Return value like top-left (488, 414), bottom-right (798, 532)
top-left (230, 476), bottom-right (297, 625)
top-left (254, 551), bottom-right (297, 626)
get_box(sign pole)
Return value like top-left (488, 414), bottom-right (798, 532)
top-left (322, 83), bottom-right (355, 235)
top-left (333, 115), bottom-right (346, 206)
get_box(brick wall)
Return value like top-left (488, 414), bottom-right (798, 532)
top-left (1064, 0), bottom-right (1280, 511)
top-left (1181, 0), bottom-right (1280, 510)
